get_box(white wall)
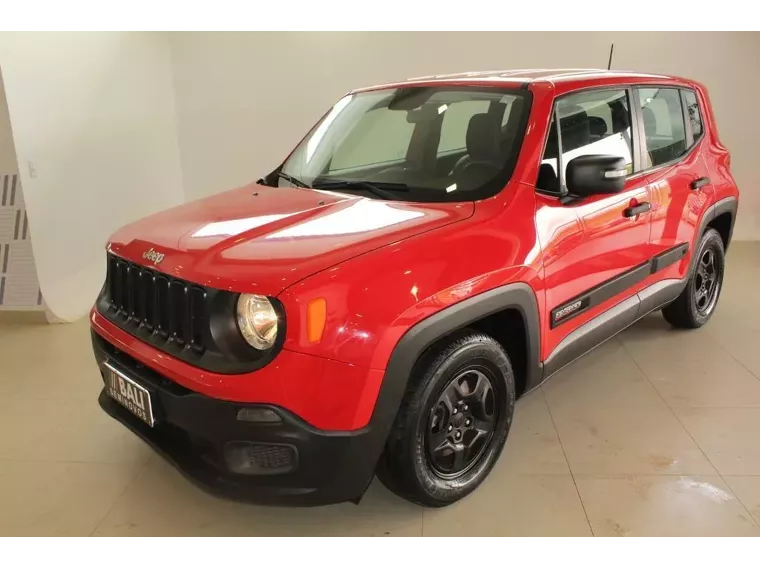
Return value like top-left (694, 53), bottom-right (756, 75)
top-left (0, 32), bottom-right (185, 321)
top-left (168, 31), bottom-right (760, 239)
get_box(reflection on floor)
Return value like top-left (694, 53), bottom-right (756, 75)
top-left (2, 242), bottom-right (760, 536)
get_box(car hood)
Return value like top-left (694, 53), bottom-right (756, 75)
top-left (107, 182), bottom-right (474, 296)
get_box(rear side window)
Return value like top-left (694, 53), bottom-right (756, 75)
top-left (682, 89), bottom-right (703, 139)
top-left (636, 87), bottom-right (687, 169)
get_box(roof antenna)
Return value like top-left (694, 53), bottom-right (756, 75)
top-left (607, 43), bottom-right (615, 70)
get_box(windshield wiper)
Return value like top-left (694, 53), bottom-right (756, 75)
top-left (274, 171), bottom-right (311, 189)
top-left (311, 179), bottom-right (409, 200)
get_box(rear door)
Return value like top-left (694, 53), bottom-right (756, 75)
top-left (635, 86), bottom-right (715, 282)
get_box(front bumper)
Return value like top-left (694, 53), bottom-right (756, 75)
top-left (92, 331), bottom-right (383, 506)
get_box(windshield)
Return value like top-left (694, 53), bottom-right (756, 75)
top-left (266, 86), bottom-right (532, 202)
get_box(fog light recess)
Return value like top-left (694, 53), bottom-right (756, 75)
top-left (224, 441), bottom-right (297, 475)
top-left (236, 407), bottom-right (282, 424)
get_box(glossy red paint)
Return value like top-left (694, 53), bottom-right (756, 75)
top-left (91, 308), bottom-right (384, 431)
top-left (92, 70), bottom-right (739, 432)
top-left (107, 185), bottom-right (472, 297)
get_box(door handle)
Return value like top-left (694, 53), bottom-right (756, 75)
top-left (691, 177), bottom-right (710, 190)
top-left (623, 202), bottom-right (651, 218)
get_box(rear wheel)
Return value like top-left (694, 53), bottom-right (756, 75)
top-left (377, 330), bottom-right (515, 507)
top-left (662, 228), bottom-right (725, 329)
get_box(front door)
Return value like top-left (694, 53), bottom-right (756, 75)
top-left (536, 86), bottom-right (655, 360)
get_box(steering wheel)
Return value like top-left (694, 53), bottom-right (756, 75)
top-left (453, 159), bottom-right (501, 187)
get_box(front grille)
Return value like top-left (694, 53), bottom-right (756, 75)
top-left (104, 254), bottom-right (208, 355)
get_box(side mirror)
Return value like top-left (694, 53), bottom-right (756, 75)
top-left (565, 155), bottom-right (627, 196)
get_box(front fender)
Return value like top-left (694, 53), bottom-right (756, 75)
top-left (355, 281), bottom-right (543, 472)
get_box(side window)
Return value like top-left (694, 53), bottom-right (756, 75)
top-left (682, 89), bottom-right (703, 140)
top-left (537, 88), bottom-right (633, 194)
top-left (438, 100), bottom-right (491, 153)
top-left (636, 87), bottom-right (687, 169)
top-left (557, 89), bottom-right (634, 178)
top-left (330, 109), bottom-right (414, 171)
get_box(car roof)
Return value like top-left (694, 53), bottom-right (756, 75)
top-left (352, 69), bottom-right (692, 94)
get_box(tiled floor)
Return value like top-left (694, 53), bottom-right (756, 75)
top-left (2, 242), bottom-right (760, 536)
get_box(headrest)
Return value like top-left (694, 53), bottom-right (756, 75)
top-left (466, 113), bottom-right (501, 162)
top-left (559, 104), bottom-right (588, 127)
top-left (560, 105), bottom-right (590, 151)
top-left (609, 100), bottom-right (630, 132)
top-left (588, 116), bottom-right (607, 137)
top-left (642, 106), bottom-right (657, 133)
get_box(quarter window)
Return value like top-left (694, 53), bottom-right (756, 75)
top-left (636, 87), bottom-right (687, 169)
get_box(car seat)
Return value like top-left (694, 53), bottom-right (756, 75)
top-left (452, 113), bottom-right (503, 188)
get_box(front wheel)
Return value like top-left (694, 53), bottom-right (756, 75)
top-left (662, 228), bottom-right (725, 329)
top-left (377, 330), bottom-right (515, 507)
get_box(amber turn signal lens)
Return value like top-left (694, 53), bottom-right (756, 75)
top-left (306, 298), bottom-right (327, 343)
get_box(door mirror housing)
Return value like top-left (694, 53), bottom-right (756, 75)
top-left (565, 155), bottom-right (627, 197)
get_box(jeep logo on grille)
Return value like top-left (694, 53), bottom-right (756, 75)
top-left (142, 247), bottom-right (165, 266)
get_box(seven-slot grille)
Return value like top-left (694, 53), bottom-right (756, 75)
top-left (105, 253), bottom-right (208, 354)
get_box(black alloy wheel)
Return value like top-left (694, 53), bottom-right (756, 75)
top-left (694, 247), bottom-right (721, 315)
top-left (662, 228), bottom-right (725, 329)
top-left (377, 330), bottom-right (515, 507)
top-left (427, 369), bottom-right (497, 478)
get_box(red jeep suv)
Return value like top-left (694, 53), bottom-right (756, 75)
top-left (91, 69), bottom-right (738, 507)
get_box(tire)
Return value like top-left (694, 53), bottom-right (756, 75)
top-left (377, 329), bottom-right (516, 507)
top-left (662, 228), bottom-right (725, 329)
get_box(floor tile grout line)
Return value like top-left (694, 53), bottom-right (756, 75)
top-left (704, 325), bottom-right (760, 383)
top-left (537, 386), bottom-right (595, 537)
top-left (721, 478), bottom-right (760, 527)
top-left (619, 338), bottom-right (760, 528)
top-left (619, 338), bottom-right (719, 469)
top-left (724, 474), bottom-right (760, 479)
top-left (87, 456), bottom-right (152, 537)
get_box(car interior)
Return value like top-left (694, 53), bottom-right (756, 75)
top-left (640, 91), bottom-right (687, 167)
top-left (537, 93), bottom-right (634, 194)
top-left (320, 92), bottom-right (529, 195)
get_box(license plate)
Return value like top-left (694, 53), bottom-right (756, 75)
top-left (104, 363), bottom-right (155, 427)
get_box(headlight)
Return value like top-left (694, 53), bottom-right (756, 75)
top-left (236, 294), bottom-right (279, 350)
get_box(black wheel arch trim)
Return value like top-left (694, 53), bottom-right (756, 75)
top-left (356, 282), bottom-right (542, 499)
top-left (381, 282), bottom-right (542, 398)
top-left (698, 196), bottom-right (737, 251)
